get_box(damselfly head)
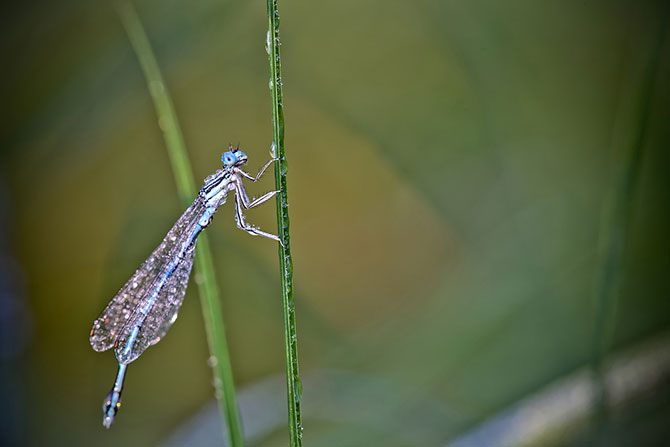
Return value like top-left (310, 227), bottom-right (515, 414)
top-left (222, 148), bottom-right (248, 167)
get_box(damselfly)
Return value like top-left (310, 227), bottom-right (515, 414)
top-left (90, 146), bottom-right (281, 428)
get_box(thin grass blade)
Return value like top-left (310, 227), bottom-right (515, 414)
top-left (590, 7), bottom-right (668, 416)
top-left (266, 1), bottom-right (303, 445)
top-left (116, 2), bottom-right (244, 445)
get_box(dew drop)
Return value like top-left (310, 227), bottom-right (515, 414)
top-left (294, 377), bottom-right (303, 403)
top-left (149, 80), bottom-right (164, 95)
top-left (194, 273), bottom-right (204, 285)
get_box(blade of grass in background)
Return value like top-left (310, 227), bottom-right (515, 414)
top-left (590, 7), bottom-right (668, 417)
top-left (116, 2), bottom-right (244, 445)
top-left (266, 0), bottom-right (303, 445)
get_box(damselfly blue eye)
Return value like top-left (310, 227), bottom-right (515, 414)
top-left (222, 151), bottom-right (237, 165)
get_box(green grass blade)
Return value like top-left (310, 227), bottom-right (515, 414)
top-left (116, 2), bottom-right (244, 445)
top-left (266, 1), bottom-right (303, 445)
top-left (590, 9), bottom-right (668, 411)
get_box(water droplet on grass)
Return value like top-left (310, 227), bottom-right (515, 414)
top-left (294, 377), bottom-right (303, 403)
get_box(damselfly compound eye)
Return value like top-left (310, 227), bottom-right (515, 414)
top-left (222, 151), bottom-right (237, 165)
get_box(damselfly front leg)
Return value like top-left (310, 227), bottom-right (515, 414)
top-left (235, 156), bottom-right (279, 182)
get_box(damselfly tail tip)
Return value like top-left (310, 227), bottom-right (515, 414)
top-left (102, 389), bottom-right (121, 429)
top-left (102, 414), bottom-right (114, 429)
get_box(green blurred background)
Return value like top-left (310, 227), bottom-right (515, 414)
top-left (1, 0), bottom-right (669, 446)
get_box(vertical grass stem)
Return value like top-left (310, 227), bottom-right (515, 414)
top-left (266, 1), bottom-right (303, 445)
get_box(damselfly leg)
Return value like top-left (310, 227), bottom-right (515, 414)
top-left (235, 157), bottom-right (279, 182)
top-left (234, 191), bottom-right (282, 244)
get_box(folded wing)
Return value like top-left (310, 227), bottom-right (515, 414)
top-left (90, 198), bottom-right (204, 357)
top-left (114, 242), bottom-right (196, 364)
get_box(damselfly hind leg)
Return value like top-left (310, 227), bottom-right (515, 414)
top-left (234, 193), bottom-right (283, 246)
